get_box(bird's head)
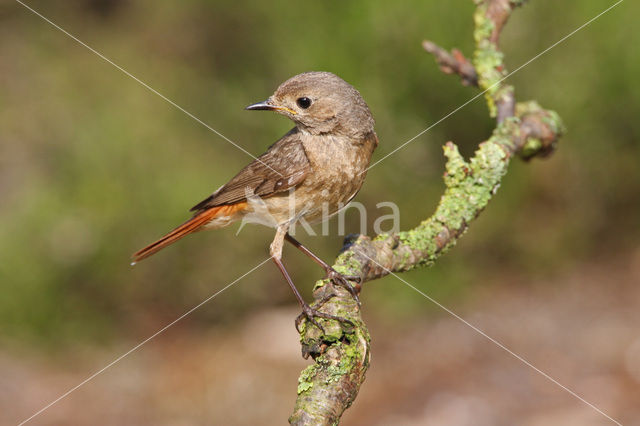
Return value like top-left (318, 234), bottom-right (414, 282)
top-left (245, 71), bottom-right (374, 137)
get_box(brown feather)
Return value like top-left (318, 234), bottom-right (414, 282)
top-left (132, 202), bottom-right (247, 263)
top-left (190, 128), bottom-right (310, 211)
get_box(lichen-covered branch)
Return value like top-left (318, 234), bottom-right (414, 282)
top-left (290, 1), bottom-right (564, 424)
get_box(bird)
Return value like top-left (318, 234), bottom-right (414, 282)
top-left (132, 71), bottom-right (378, 330)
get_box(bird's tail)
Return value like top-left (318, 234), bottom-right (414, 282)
top-left (131, 202), bottom-right (247, 263)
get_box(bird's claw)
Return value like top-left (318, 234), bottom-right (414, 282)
top-left (325, 268), bottom-right (361, 306)
top-left (295, 301), bottom-right (355, 334)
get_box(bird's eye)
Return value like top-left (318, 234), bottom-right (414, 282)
top-left (296, 97), bottom-right (312, 109)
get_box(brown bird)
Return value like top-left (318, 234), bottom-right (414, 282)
top-left (132, 71), bottom-right (378, 329)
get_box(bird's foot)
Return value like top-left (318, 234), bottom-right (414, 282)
top-left (325, 268), bottom-right (361, 306)
top-left (295, 297), bottom-right (355, 334)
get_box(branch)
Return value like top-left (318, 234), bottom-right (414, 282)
top-left (422, 41), bottom-right (478, 87)
top-left (289, 1), bottom-right (564, 424)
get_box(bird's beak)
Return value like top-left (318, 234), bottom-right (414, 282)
top-left (245, 99), bottom-right (297, 115)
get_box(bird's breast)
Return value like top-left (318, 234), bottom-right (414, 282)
top-left (254, 132), bottom-right (377, 227)
top-left (297, 133), bottom-right (376, 219)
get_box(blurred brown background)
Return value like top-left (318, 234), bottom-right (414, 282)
top-left (1, 0), bottom-right (638, 424)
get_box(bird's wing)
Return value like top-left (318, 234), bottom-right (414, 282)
top-left (190, 128), bottom-right (310, 212)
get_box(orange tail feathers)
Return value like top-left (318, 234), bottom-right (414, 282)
top-left (131, 202), bottom-right (247, 263)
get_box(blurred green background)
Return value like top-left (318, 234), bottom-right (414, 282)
top-left (0, 0), bottom-right (637, 344)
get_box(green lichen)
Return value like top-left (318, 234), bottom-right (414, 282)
top-left (473, 4), bottom-right (494, 43)
top-left (373, 233), bottom-right (391, 242)
top-left (541, 109), bottom-right (566, 136)
top-left (443, 142), bottom-right (468, 184)
top-left (297, 364), bottom-right (318, 395)
top-left (472, 3), bottom-right (511, 117)
top-left (520, 137), bottom-right (542, 159)
top-left (516, 102), bottom-right (566, 144)
top-left (396, 248), bottom-right (413, 270)
top-left (490, 116), bottom-right (520, 152)
top-left (342, 338), bottom-right (364, 367)
top-left (397, 226), bottom-right (438, 255)
top-left (323, 332), bottom-right (367, 386)
top-left (440, 142), bottom-right (496, 224)
top-left (312, 279), bottom-right (327, 292)
top-left (516, 100), bottom-right (541, 116)
top-left (396, 135), bottom-right (512, 269)
top-left (474, 46), bottom-right (505, 117)
top-left (295, 315), bottom-right (369, 406)
top-left (325, 356), bottom-right (352, 384)
top-left (474, 45), bottom-right (504, 79)
top-left (333, 249), bottom-right (362, 277)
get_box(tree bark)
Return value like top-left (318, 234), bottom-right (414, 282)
top-left (290, 1), bottom-right (565, 424)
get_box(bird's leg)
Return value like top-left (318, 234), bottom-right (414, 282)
top-left (270, 225), bottom-right (354, 332)
top-left (284, 233), bottom-right (361, 305)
